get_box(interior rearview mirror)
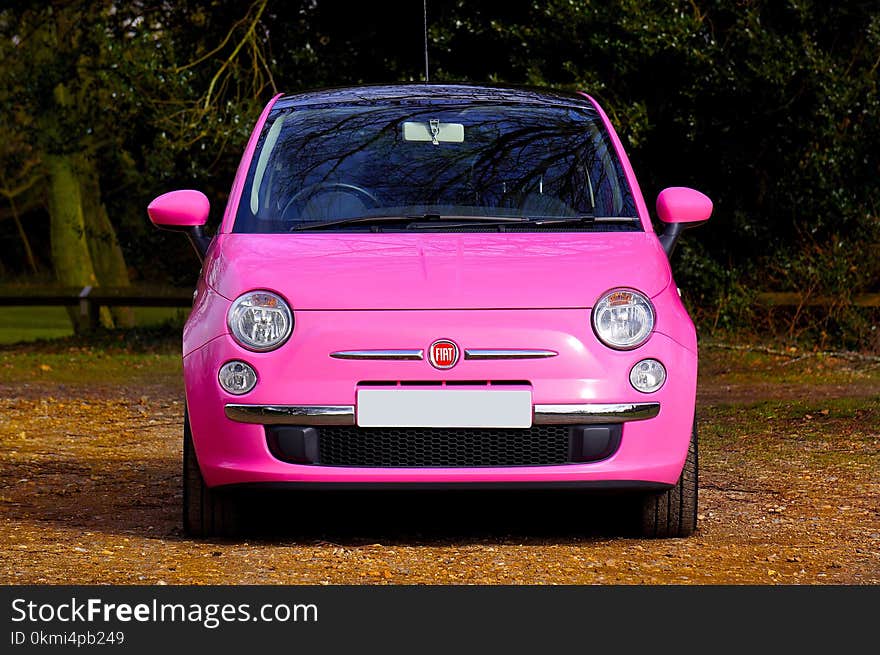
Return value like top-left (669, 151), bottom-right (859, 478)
top-left (403, 121), bottom-right (465, 144)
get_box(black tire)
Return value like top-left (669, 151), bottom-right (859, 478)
top-left (183, 408), bottom-right (241, 538)
top-left (637, 426), bottom-right (698, 538)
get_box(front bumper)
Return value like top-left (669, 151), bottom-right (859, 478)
top-left (228, 403), bottom-right (658, 472)
top-left (223, 401), bottom-right (661, 426)
top-left (183, 307), bottom-right (697, 488)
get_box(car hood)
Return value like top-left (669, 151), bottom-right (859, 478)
top-left (206, 232), bottom-right (671, 310)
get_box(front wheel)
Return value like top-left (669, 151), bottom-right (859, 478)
top-left (183, 408), bottom-right (241, 538)
top-left (637, 427), bottom-right (698, 538)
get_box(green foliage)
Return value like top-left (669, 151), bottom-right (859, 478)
top-left (420, 0), bottom-right (880, 345)
top-left (674, 236), bottom-right (755, 333)
top-left (0, 0), bottom-right (877, 345)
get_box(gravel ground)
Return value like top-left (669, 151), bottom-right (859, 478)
top-left (0, 346), bottom-right (878, 584)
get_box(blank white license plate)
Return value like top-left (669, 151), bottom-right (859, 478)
top-left (356, 389), bottom-right (533, 428)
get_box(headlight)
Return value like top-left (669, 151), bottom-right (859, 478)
top-left (591, 288), bottom-right (655, 350)
top-left (227, 290), bottom-right (293, 351)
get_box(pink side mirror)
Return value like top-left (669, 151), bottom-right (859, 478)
top-left (655, 187), bottom-right (712, 258)
top-left (656, 187), bottom-right (713, 224)
top-left (148, 189), bottom-right (210, 228)
top-left (147, 189), bottom-right (211, 261)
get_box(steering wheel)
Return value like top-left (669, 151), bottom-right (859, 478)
top-left (281, 182), bottom-right (380, 222)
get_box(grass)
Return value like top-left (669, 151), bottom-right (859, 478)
top-left (0, 349), bottom-right (182, 388)
top-left (700, 395), bottom-right (879, 468)
top-left (0, 323), bottom-right (183, 388)
top-left (1, 321), bottom-right (877, 424)
top-left (699, 342), bottom-right (880, 387)
top-left (0, 306), bottom-right (72, 344)
top-left (0, 306), bottom-right (190, 345)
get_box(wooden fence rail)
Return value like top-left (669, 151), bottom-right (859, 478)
top-left (0, 285), bottom-right (193, 332)
top-left (756, 292), bottom-right (880, 308)
top-left (1, 286), bottom-right (876, 333)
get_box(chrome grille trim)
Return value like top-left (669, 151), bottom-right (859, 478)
top-left (330, 349), bottom-right (424, 361)
top-left (464, 349), bottom-right (558, 360)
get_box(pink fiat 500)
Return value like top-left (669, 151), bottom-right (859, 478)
top-left (148, 85), bottom-right (712, 538)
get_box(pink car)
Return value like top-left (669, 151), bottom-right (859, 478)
top-left (148, 85), bottom-right (712, 538)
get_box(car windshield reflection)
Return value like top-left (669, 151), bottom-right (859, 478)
top-left (235, 100), bottom-right (637, 233)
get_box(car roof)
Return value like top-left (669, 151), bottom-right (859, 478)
top-left (273, 84), bottom-right (596, 111)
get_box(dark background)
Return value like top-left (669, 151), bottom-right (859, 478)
top-left (1, 0), bottom-right (878, 346)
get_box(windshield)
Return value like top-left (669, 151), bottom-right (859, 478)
top-left (234, 100), bottom-right (638, 233)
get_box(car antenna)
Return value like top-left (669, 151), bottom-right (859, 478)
top-left (423, 0), bottom-right (430, 82)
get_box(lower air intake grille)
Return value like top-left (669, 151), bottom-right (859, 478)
top-left (317, 426), bottom-right (572, 468)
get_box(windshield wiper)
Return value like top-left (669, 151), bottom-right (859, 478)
top-left (405, 214), bottom-right (598, 229)
top-left (290, 214), bottom-right (529, 231)
top-left (523, 215), bottom-right (593, 225)
top-left (289, 213), bottom-right (635, 232)
top-left (528, 215), bottom-right (637, 225)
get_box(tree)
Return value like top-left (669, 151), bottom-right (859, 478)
top-left (1, 3), bottom-right (138, 327)
top-left (1, 0), bottom-right (877, 344)
top-left (0, 0), bottom-right (280, 329)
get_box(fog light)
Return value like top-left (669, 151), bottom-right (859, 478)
top-left (630, 358), bottom-right (666, 393)
top-left (218, 360), bottom-right (258, 395)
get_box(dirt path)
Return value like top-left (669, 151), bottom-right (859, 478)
top-left (0, 348), bottom-right (878, 584)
